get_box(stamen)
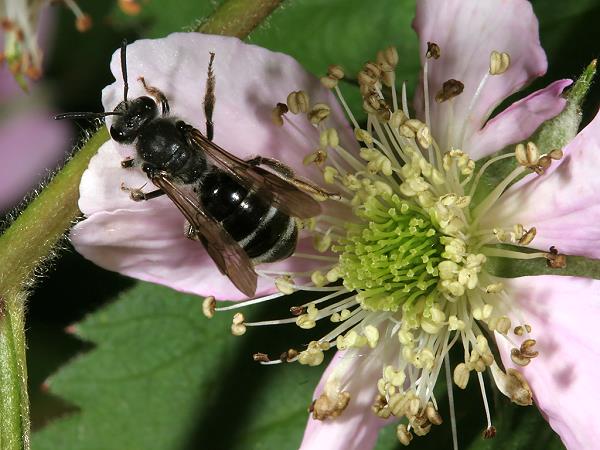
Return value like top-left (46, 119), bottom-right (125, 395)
top-left (401, 82), bottom-right (410, 118)
top-left (334, 85), bottom-right (360, 130)
top-left (215, 291), bottom-right (285, 312)
top-left (467, 152), bottom-right (515, 198)
top-left (457, 71), bottom-right (488, 146)
top-left (481, 248), bottom-right (546, 260)
top-left (471, 165), bottom-right (525, 226)
top-left (445, 354), bottom-right (459, 450)
top-left (477, 371), bottom-right (493, 431)
top-left (62, 0), bottom-right (93, 32)
top-left (423, 59), bottom-right (432, 129)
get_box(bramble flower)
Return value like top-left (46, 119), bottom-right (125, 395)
top-left (71, 0), bottom-right (600, 448)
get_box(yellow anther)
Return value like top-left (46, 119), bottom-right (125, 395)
top-left (489, 51), bottom-right (510, 75)
top-left (384, 365), bottom-right (406, 387)
top-left (518, 226), bottom-right (536, 245)
top-left (327, 64), bottom-right (344, 80)
top-left (354, 128), bottom-right (374, 145)
top-left (287, 90), bottom-right (309, 114)
top-left (323, 166), bottom-right (338, 184)
top-left (231, 312), bottom-right (246, 336)
top-left (311, 270), bottom-right (327, 287)
top-left (320, 128), bottom-right (339, 148)
top-left (389, 110), bottom-right (408, 128)
top-left (298, 341), bottom-right (325, 366)
top-left (448, 315), bottom-right (465, 331)
top-left (364, 325), bottom-right (380, 348)
top-left (275, 276), bottom-right (295, 294)
top-left (202, 296), bottom-right (216, 318)
top-left (416, 125), bottom-right (432, 148)
top-left (396, 424), bottom-right (413, 446)
top-left (308, 103), bottom-right (331, 124)
top-left (312, 389), bottom-right (351, 420)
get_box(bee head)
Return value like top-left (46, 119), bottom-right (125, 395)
top-left (110, 96), bottom-right (157, 144)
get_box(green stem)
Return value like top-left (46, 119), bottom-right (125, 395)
top-left (196, 0), bottom-right (285, 38)
top-left (0, 1), bottom-right (286, 448)
top-left (0, 128), bottom-right (109, 450)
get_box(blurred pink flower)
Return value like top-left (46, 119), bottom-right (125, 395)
top-left (0, 4), bottom-right (69, 212)
top-left (71, 1), bottom-right (599, 449)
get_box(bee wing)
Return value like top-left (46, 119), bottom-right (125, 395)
top-left (186, 127), bottom-right (322, 219)
top-left (150, 172), bottom-right (257, 297)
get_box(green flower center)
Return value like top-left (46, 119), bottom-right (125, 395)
top-left (334, 194), bottom-right (443, 312)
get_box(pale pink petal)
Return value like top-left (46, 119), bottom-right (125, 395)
top-left (73, 33), bottom-right (355, 299)
top-left (483, 108), bottom-right (600, 258)
top-left (498, 275), bottom-right (600, 450)
top-left (300, 350), bottom-right (388, 450)
top-left (466, 79), bottom-right (571, 160)
top-left (0, 110), bottom-right (69, 211)
top-left (413, 0), bottom-right (547, 152)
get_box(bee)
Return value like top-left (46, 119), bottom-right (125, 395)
top-left (56, 40), bottom-right (335, 297)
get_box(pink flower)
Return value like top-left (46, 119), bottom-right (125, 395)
top-left (0, 4), bottom-right (70, 212)
top-left (71, 0), bottom-right (599, 448)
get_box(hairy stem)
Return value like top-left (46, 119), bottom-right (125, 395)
top-left (0, 128), bottom-right (108, 450)
top-left (196, 0), bottom-right (284, 38)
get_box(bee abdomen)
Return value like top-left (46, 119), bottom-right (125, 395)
top-left (240, 207), bottom-right (298, 264)
top-left (200, 170), bottom-right (298, 263)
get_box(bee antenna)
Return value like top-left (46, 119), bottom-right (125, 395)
top-left (54, 111), bottom-right (124, 121)
top-left (121, 38), bottom-right (129, 103)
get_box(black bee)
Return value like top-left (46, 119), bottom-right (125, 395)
top-left (57, 41), bottom-right (333, 297)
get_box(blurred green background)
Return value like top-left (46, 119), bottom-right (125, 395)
top-left (2, 0), bottom-right (598, 449)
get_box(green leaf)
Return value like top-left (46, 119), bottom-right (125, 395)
top-left (33, 282), bottom-right (323, 450)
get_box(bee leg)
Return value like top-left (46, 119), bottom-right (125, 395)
top-left (246, 156), bottom-right (294, 177)
top-left (204, 52), bottom-right (216, 141)
top-left (138, 76), bottom-right (170, 116)
top-left (121, 182), bottom-right (165, 202)
top-left (246, 156), bottom-right (340, 201)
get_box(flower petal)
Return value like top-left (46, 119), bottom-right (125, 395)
top-left (498, 275), bottom-right (600, 450)
top-left (300, 350), bottom-right (388, 450)
top-left (466, 79), bottom-right (571, 161)
top-left (413, 0), bottom-right (547, 152)
top-left (73, 33), bottom-right (356, 299)
top-left (484, 108), bottom-right (600, 258)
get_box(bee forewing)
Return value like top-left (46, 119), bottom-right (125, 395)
top-left (149, 173), bottom-right (257, 297)
top-left (186, 127), bottom-right (322, 219)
